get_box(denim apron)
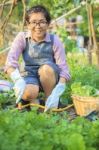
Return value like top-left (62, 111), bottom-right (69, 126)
top-left (22, 34), bottom-right (60, 85)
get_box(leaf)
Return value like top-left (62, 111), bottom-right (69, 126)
top-left (67, 133), bottom-right (86, 150)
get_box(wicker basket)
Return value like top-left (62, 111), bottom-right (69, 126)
top-left (71, 95), bottom-right (99, 116)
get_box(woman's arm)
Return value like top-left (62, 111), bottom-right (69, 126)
top-left (7, 67), bottom-right (16, 76)
top-left (5, 32), bottom-right (26, 74)
top-left (53, 34), bottom-right (71, 82)
top-left (59, 77), bottom-right (66, 83)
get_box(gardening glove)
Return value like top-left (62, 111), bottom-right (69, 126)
top-left (94, 89), bottom-right (99, 96)
top-left (44, 82), bottom-right (66, 112)
top-left (10, 68), bottom-right (26, 104)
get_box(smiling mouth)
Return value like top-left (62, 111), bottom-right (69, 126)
top-left (35, 30), bottom-right (41, 32)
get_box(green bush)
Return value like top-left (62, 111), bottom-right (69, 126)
top-left (0, 110), bottom-right (99, 150)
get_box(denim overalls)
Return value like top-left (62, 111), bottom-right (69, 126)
top-left (22, 34), bottom-right (60, 86)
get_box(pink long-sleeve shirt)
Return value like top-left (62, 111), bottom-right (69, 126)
top-left (5, 31), bottom-right (70, 81)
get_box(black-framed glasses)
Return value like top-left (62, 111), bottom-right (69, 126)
top-left (29, 20), bottom-right (47, 27)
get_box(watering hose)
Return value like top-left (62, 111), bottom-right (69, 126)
top-left (15, 103), bottom-right (74, 112)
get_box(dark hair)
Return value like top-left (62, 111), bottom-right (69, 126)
top-left (25, 5), bottom-right (51, 24)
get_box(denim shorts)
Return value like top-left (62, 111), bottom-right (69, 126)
top-left (23, 62), bottom-right (60, 88)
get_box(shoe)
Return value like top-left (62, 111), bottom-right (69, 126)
top-left (58, 100), bottom-right (67, 108)
top-left (38, 99), bottom-right (45, 106)
top-left (37, 99), bottom-right (45, 113)
top-left (85, 111), bottom-right (98, 121)
top-left (16, 99), bottom-right (31, 112)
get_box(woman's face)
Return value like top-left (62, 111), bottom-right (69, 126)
top-left (28, 12), bottom-right (49, 40)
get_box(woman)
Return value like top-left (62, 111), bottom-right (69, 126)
top-left (5, 5), bottom-right (70, 112)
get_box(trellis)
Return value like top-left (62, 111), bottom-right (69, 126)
top-left (0, 0), bottom-right (99, 65)
top-left (0, 0), bottom-right (26, 47)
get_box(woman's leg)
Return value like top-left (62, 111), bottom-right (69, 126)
top-left (22, 84), bottom-right (39, 102)
top-left (38, 64), bottom-right (57, 97)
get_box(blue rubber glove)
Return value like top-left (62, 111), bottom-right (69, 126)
top-left (93, 89), bottom-right (99, 96)
top-left (44, 82), bottom-right (66, 112)
top-left (10, 69), bottom-right (26, 104)
top-left (14, 78), bottom-right (26, 104)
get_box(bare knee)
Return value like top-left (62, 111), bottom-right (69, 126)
top-left (38, 64), bottom-right (55, 79)
top-left (22, 84), bottom-right (39, 100)
top-left (38, 65), bottom-right (56, 96)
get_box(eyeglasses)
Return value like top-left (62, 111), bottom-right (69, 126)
top-left (29, 20), bottom-right (47, 27)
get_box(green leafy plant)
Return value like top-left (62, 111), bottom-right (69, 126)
top-left (71, 82), bottom-right (97, 97)
top-left (55, 27), bottom-right (78, 53)
top-left (0, 110), bottom-right (99, 150)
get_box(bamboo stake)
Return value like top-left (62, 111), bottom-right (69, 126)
top-left (0, 0), bottom-right (7, 18)
top-left (21, 0), bottom-right (26, 30)
top-left (86, 2), bottom-right (93, 64)
top-left (0, 0), bottom-right (16, 30)
top-left (0, 0), bottom-right (12, 7)
top-left (51, 1), bottom-right (86, 24)
top-left (89, 4), bottom-right (99, 65)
